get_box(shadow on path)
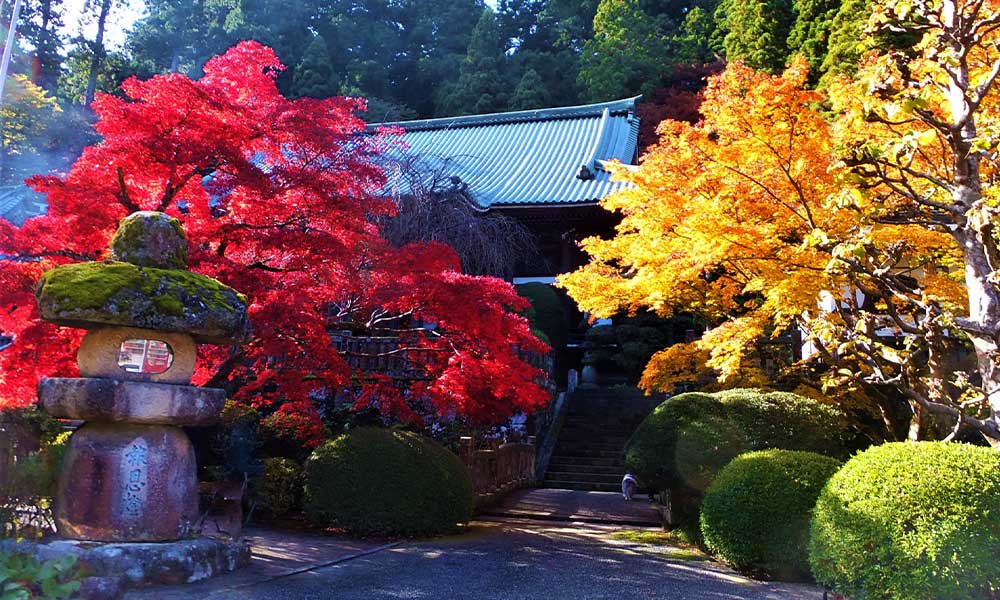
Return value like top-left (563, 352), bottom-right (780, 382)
top-left (128, 520), bottom-right (823, 600)
top-left (483, 488), bottom-right (661, 526)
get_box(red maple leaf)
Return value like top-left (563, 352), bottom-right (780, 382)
top-left (0, 41), bottom-right (549, 428)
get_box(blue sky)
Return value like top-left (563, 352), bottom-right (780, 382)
top-left (55, 0), bottom-right (146, 49)
top-left (41, 0), bottom-right (499, 52)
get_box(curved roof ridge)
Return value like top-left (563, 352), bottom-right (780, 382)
top-left (370, 96), bottom-right (641, 132)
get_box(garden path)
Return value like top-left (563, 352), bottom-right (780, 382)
top-left (126, 520), bottom-right (823, 599)
top-left (483, 488), bottom-right (661, 526)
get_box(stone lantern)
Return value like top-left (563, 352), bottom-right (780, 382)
top-left (34, 211), bottom-right (250, 543)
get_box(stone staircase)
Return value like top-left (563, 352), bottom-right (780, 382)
top-left (542, 386), bottom-right (660, 492)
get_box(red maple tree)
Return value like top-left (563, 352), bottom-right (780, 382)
top-left (636, 62), bottom-right (724, 151)
top-left (0, 41), bottom-right (550, 427)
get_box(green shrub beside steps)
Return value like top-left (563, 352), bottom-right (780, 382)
top-left (809, 442), bottom-right (1000, 600)
top-left (254, 457), bottom-right (302, 520)
top-left (700, 449), bottom-right (842, 579)
top-left (304, 427), bottom-right (473, 537)
top-left (625, 388), bottom-right (849, 495)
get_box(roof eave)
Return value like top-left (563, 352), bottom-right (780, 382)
top-left (368, 96), bottom-right (642, 132)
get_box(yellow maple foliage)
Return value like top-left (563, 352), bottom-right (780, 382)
top-left (560, 54), bottom-right (972, 440)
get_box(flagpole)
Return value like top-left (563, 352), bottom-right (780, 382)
top-left (0, 0), bottom-right (24, 112)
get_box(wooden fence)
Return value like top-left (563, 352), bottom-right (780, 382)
top-left (457, 436), bottom-right (536, 509)
top-left (330, 333), bottom-right (435, 380)
top-left (330, 331), bottom-right (554, 382)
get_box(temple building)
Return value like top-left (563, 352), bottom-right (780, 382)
top-left (0, 186), bottom-right (46, 226)
top-left (370, 98), bottom-right (645, 382)
top-left (372, 97), bottom-right (641, 283)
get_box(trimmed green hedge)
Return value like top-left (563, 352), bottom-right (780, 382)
top-left (625, 389), bottom-right (849, 494)
top-left (304, 428), bottom-right (473, 537)
top-left (809, 442), bottom-right (1000, 600)
top-left (255, 457), bottom-right (302, 520)
top-left (700, 450), bottom-right (842, 579)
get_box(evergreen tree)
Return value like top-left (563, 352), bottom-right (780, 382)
top-left (499, 0), bottom-right (551, 51)
top-left (715, 0), bottom-right (796, 73)
top-left (538, 0), bottom-right (601, 53)
top-left (818, 0), bottom-right (919, 84)
top-left (82, 0), bottom-right (133, 106)
top-left (19, 0), bottom-right (65, 91)
top-left (819, 0), bottom-right (870, 79)
top-left (57, 43), bottom-right (130, 105)
top-left (511, 49), bottom-right (581, 108)
top-left (291, 36), bottom-right (340, 99)
top-left (509, 68), bottom-right (551, 110)
top-left (787, 0), bottom-right (840, 75)
top-left (127, 0), bottom-right (234, 78)
top-left (125, 0), bottom-right (484, 119)
top-left (640, 0), bottom-right (720, 28)
top-left (670, 6), bottom-right (716, 64)
top-left (436, 8), bottom-right (510, 115)
top-left (399, 0), bottom-right (483, 116)
top-left (579, 0), bottom-right (666, 101)
top-left (497, 1), bottom-right (589, 113)
top-left (359, 96), bottom-right (418, 123)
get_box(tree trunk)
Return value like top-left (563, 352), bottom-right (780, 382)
top-left (36, 0), bottom-right (54, 89)
top-left (84, 0), bottom-right (112, 106)
top-left (939, 0), bottom-right (1000, 446)
top-left (907, 403), bottom-right (933, 441)
top-left (0, 133), bottom-right (8, 186)
top-left (959, 232), bottom-right (1000, 446)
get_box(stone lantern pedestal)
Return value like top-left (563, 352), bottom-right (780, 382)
top-left (5, 212), bottom-right (254, 595)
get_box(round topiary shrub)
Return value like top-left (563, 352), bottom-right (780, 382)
top-left (700, 449), bottom-right (842, 579)
top-left (809, 442), bottom-right (1000, 600)
top-left (303, 428), bottom-right (473, 537)
top-left (255, 457), bottom-right (302, 520)
top-left (625, 389), bottom-right (849, 494)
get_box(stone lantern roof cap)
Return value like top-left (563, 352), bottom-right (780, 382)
top-left (34, 212), bottom-right (250, 345)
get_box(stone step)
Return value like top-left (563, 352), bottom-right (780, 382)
top-left (559, 428), bottom-right (634, 436)
top-left (545, 471), bottom-right (624, 485)
top-left (548, 464), bottom-right (625, 474)
top-left (546, 462), bottom-right (624, 474)
top-left (557, 427), bottom-right (637, 437)
top-left (556, 436), bottom-right (629, 445)
top-left (562, 418), bottom-right (645, 428)
top-left (567, 395), bottom-right (647, 403)
top-left (550, 449), bottom-right (624, 459)
top-left (553, 441), bottom-right (627, 451)
top-left (549, 455), bottom-right (625, 469)
top-left (557, 431), bottom-right (632, 440)
top-left (555, 438), bottom-right (631, 446)
top-left (542, 480), bottom-right (621, 492)
top-left (541, 386), bottom-right (659, 494)
top-left (567, 405), bottom-right (645, 412)
top-left (554, 445), bottom-right (629, 454)
top-left (557, 436), bottom-right (634, 445)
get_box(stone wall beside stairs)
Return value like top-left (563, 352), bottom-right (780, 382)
top-left (542, 386), bottom-right (660, 492)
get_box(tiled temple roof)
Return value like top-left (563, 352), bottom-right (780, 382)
top-left (370, 97), bottom-right (641, 209)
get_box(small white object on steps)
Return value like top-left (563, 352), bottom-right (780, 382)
top-left (622, 473), bottom-right (638, 501)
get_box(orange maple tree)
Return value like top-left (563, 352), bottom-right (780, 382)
top-left (560, 56), bottom-right (973, 441)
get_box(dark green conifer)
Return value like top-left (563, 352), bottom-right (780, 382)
top-left (291, 36), bottom-right (340, 100)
